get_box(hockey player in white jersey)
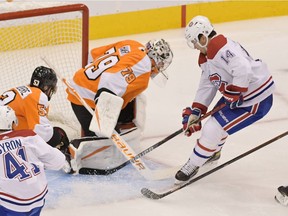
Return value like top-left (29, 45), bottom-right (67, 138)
top-left (175, 15), bottom-right (275, 183)
top-left (0, 105), bottom-right (65, 215)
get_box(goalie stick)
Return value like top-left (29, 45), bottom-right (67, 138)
top-left (141, 130), bottom-right (288, 199)
top-left (79, 103), bottom-right (226, 175)
top-left (79, 163), bottom-right (127, 175)
top-left (41, 56), bottom-right (175, 180)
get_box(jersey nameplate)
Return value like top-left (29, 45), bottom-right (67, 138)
top-left (15, 86), bottom-right (32, 99)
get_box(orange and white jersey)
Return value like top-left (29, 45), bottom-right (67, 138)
top-left (0, 85), bottom-right (53, 142)
top-left (67, 40), bottom-right (152, 109)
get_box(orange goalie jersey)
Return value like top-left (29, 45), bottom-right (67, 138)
top-left (67, 40), bottom-right (152, 109)
top-left (0, 86), bottom-right (53, 142)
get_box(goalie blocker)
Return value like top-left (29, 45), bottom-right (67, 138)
top-left (69, 94), bottom-right (146, 174)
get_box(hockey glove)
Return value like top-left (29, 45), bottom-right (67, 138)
top-left (223, 86), bottom-right (244, 109)
top-left (53, 127), bottom-right (74, 174)
top-left (53, 127), bottom-right (69, 151)
top-left (182, 107), bottom-right (202, 137)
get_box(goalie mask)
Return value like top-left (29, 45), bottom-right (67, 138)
top-left (146, 39), bottom-right (173, 87)
top-left (185, 15), bottom-right (214, 49)
top-left (30, 66), bottom-right (58, 101)
top-left (0, 105), bottom-right (17, 130)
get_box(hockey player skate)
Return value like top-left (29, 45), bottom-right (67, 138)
top-left (275, 186), bottom-right (288, 206)
top-left (175, 159), bottom-right (199, 184)
top-left (204, 150), bottom-right (221, 165)
top-left (175, 150), bottom-right (221, 184)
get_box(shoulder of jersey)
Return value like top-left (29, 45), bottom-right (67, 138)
top-left (29, 86), bottom-right (42, 93)
top-left (119, 39), bottom-right (144, 47)
top-left (198, 53), bottom-right (207, 66)
top-left (0, 130), bottom-right (36, 140)
top-left (117, 40), bottom-right (146, 53)
top-left (13, 85), bottom-right (42, 94)
top-left (207, 34), bottom-right (227, 60)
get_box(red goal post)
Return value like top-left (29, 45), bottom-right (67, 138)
top-left (0, 3), bottom-right (89, 139)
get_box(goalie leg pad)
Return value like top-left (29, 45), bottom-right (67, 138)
top-left (133, 94), bottom-right (147, 133)
top-left (89, 92), bottom-right (123, 137)
top-left (70, 128), bottom-right (141, 174)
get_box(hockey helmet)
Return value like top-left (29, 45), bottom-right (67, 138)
top-left (185, 15), bottom-right (214, 49)
top-left (146, 39), bottom-right (173, 87)
top-left (30, 66), bottom-right (57, 100)
top-left (0, 105), bottom-right (17, 130)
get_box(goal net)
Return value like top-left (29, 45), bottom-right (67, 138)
top-left (0, 2), bottom-right (89, 139)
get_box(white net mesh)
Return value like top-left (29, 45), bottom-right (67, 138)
top-left (0, 3), bottom-right (88, 139)
top-left (0, 2), bottom-right (68, 13)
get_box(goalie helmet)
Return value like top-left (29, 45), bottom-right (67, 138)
top-left (185, 15), bottom-right (214, 49)
top-left (0, 105), bottom-right (17, 130)
top-left (146, 39), bottom-right (173, 87)
top-left (30, 66), bottom-right (57, 101)
top-left (146, 39), bottom-right (173, 73)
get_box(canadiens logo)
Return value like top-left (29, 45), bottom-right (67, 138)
top-left (209, 73), bottom-right (221, 86)
top-left (209, 73), bottom-right (227, 92)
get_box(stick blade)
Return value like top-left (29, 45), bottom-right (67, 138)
top-left (141, 188), bottom-right (163, 200)
top-left (79, 167), bottom-right (116, 175)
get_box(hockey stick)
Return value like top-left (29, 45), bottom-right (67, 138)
top-left (79, 103), bottom-right (226, 175)
top-left (141, 130), bottom-right (288, 199)
top-left (79, 162), bottom-right (128, 175)
top-left (40, 57), bottom-right (101, 128)
top-left (41, 56), bottom-right (175, 180)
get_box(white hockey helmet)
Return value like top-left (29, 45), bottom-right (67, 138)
top-left (185, 15), bottom-right (214, 49)
top-left (0, 105), bottom-right (17, 130)
top-left (146, 39), bottom-right (173, 87)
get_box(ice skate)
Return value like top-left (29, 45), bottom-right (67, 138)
top-left (275, 186), bottom-right (288, 206)
top-left (175, 159), bottom-right (199, 184)
top-left (204, 150), bottom-right (221, 165)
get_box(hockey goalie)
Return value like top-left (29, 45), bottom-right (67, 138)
top-left (63, 38), bottom-right (173, 175)
top-left (69, 94), bottom-right (146, 175)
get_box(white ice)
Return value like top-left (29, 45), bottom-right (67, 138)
top-left (42, 16), bottom-right (288, 216)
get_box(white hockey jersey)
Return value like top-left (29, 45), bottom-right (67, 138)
top-left (0, 130), bottom-right (65, 213)
top-left (193, 34), bottom-right (275, 112)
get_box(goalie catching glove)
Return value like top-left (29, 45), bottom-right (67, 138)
top-left (182, 107), bottom-right (202, 137)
